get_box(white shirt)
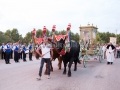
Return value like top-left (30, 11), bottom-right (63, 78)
top-left (13, 45), bottom-right (19, 50)
top-left (116, 46), bottom-right (120, 50)
top-left (102, 46), bottom-right (106, 52)
top-left (4, 44), bottom-right (10, 49)
top-left (40, 43), bottom-right (52, 58)
top-left (0, 45), bottom-right (5, 52)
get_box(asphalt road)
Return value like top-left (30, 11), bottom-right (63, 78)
top-left (0, 57), bottom-right (120, 90)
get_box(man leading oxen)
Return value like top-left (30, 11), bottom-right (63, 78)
top-left (31, 27), bottom-right (63, 75)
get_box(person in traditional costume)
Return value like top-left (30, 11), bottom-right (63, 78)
top-left (106, 42), bottom-right (115, 65)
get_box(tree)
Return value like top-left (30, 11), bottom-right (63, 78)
top-left (23, 32), bottom-right (32, 44)
top-left (36, 29), bottom-right (42, 38)
top-left (74, 33), bottom-right (79, 42)
top-left (0, 33), bottom-right (13, 45)
top-left (11, 28), bottom-right (20, 42)
top-left (5, 29), bottom-right (11, 36)
top-left (59, 30), bottom-right (66, 35)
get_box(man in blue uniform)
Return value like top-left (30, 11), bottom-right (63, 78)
top-left (13, 42), bottom-right (19, 63)
top-left (0, 43), bottom-right (5, 59)
top-left (23, 43), bottom-right (27, 62)
top-left (4, 41), bottom-right (11, 64)
top-left (28, 42), bottom-right (33, 61)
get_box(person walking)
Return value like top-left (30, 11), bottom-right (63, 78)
top-left (36, 37), bottom-right (53, 80)
top-left (106, 42), bottom-right (115, 65)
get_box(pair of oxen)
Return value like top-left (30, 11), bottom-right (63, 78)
top-left (34, 35), bottom-right (80, 77)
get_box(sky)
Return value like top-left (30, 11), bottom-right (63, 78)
top-left (0, 0), bottom-right (120, 37)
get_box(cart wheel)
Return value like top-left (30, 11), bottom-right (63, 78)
top-left (83, 59), bottom-right (87, 68)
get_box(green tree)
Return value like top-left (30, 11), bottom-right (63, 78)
top-left (59, 30), bottom-right (66, 35)
top-left (0, 32), bottom-right (13, 45)
top-left (11, 28), bottom-right (20, 42)
top-left (74, 33), bottom-right (79, 42)
top-left (5, 29), bottom-right (11, 36)
top-left (23, 32), bottom-right (32, 44)
top-left (36, 29), bottom-right (42, 38)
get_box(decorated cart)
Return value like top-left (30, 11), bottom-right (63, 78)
top-left (79, 24), bottom-right (103, 68)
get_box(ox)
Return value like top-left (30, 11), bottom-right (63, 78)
top-left (55, 36), bottom-right (80, 77)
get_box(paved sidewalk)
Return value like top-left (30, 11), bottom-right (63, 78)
top-left (0, 56), bottom-right (120, 90)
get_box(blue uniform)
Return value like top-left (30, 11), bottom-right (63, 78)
top-left (29, 44), bottom-right (33, 61)
top-left (14, 46), bottom-right (19, 62)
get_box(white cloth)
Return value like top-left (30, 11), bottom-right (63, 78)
top-left (102, 46), bottom-right (106, 59)
top-left (40, 43), bottom-right (52, 58)
top-left (106, 46), bottom-right (115, 62)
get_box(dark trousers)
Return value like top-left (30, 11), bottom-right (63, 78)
top-left (1, 51), bottom-right (5, 59)
top-left (117, 51), bottom-right (120, 58)
top-left (39, 58), bottom-right (50, 77)
top-left (23, 51), bottom-right (26, 61)
top-left (5, 52), bottom-right (10, 64)
top-left (14, 52), bottom-right (19, 62)
top-left (29, 51), bottom-right (32, 60)
top-left (10, 50), bottom-right (13, 59)
top-left (19, 52), bottom-right (22, 59)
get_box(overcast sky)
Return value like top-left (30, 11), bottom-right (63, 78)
top-left (0, 0), bottom-right (120, 37)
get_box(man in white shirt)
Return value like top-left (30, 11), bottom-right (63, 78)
top-left (36, 37), bottom-right (53, 80)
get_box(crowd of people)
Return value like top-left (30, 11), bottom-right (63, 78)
top-left (0, 41), bottom-right (33, 64)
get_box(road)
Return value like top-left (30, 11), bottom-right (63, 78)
top-left (0, 57), bottom-right (120, 90)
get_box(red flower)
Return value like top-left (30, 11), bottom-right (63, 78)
top-left (52, 25), bottom-right (56, 32)
top-left (67, 23), bottom-right (71, 31)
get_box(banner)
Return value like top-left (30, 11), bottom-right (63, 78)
top-left (110, 37), bottom-right (116, 45)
